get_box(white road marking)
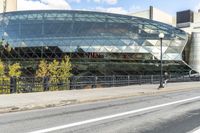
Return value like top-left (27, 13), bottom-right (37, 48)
top-left (29, 96), bottom-right (200, 133)
top-left (191, 127), bottom-right (200, 133)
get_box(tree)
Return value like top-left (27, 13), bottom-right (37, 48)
top-left (0, 60), bottom-right (5, 77)
top-left (48, 59), bottom-right (59, 78)
top-left (0, 39), bottom-right (3, 46)
top-left (8, 63), bottom-right (21, 77)
top-left (58, 56), bottom-right (72, 80)
top-left (36, 59), bottom-right (49, 77)
top-left (0, 39), bottom-right (5, 51)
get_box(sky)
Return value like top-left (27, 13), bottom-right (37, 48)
top-left (17, 0), bottom-right (200, 16)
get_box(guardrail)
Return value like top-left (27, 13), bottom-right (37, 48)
top-left (0, 74), bottom-right (199, 94)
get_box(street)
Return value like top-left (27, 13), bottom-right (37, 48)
top-left (0, 88), bottom-right (200, 133)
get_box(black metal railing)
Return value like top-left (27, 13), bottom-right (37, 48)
top-left (0, 74), bottom-right (199, 94)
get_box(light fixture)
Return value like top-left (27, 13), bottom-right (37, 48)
top-left (159, 33), bottom-right (165, 39)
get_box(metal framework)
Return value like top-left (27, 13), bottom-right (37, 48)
top-left (0, 10), bottom-right (190, 75)
top-left (1, 74), bottom-right (200, 94)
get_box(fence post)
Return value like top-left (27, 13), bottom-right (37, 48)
top-left (43, 76), bottom-right (49, 91)
top-left (92, 76), bottom-right (97, 89)
top-left (112, 75), bottom-right (115, 87)
top-left (151, 75), bottom-right (154, 84)
top-left (69, 76), bottom-right (72, 90)
top-left (139, 75), bottom-right (142, 85)
top-left (96, 76), bottom-right (98, 88)
top-left (128, 75), bottom-right (130, 85)
top-left (10, 76), bottom-right (17, 94)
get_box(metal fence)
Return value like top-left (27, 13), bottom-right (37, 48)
top-left (70, 74), bottom-right (200, 89)
top-left (0, 74), bottom-right (199, 94)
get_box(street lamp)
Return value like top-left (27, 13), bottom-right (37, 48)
top-left (158, 33), bottom-right (165, 89)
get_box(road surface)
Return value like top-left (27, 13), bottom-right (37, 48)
top-left (0, 88), bottom-right (200, 133)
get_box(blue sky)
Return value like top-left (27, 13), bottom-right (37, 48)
top-left (18, 0), bottom-right (200, 15)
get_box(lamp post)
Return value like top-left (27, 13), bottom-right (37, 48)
top-left (158, 33), bottom-right (165, 89)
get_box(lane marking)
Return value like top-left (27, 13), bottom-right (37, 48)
top-left (29, 96), bottom-right (200, 133)
top-left (191, 127), bottom-right (200, 133)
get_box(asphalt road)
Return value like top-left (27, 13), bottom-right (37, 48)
top-left (0, 89), bottom-right (200, 133)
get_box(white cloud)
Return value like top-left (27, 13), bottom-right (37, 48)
top-left (95, 5), bottom-right (141, 15)
top-left (129, 5), bottom-right (141, 13)
top-left (17, 0), bottom-right (71, 11)
top-left (195, 2), bottom-right (200, 11)
top-left (105, 0), bottom-right (117, 5)
top-left (95, 7), bottom-right (127, 14)
top-left (88, 0), bottom-right (118, 5)
top-left (17, 0), bottom-right (140, 15)
top-left (68, 0), bottom-right (81, 3)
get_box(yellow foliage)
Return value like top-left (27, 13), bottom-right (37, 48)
top-left (36, 57), bottom-right (72, 79)
top-left (48, 59), bottom-right (59, 77)
top-left (58, 56), bottom-right (72, 79)
top-left (0, 60), bottom-right (5, 77)
top-left (35, 57), bottom-right (72, 91)
top-left (8, 63), bottom-right (21, 77)
top-left (36, 60), bottom-right (49, 77)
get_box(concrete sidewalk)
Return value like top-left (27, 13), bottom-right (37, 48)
top-left (0, 82), bottom-right (200, 113)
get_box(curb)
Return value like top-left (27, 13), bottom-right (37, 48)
top-left (0, 85), bottom-right (199, 114)
top-left (0, 87), bottom-right (200, 114)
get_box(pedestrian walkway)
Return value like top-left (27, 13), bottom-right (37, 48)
top-left (0, 82), bottom-right (200, 113)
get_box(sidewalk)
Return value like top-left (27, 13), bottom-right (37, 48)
top-left (0, 82), bottom-right (200, 113)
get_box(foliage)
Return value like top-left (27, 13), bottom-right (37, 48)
top-left (8, 63), bottom-right (21, 77)
top-left (0, 40), bottom-right (5, 51)
top-left (0, 77), bottom-right (10, 94)
top-left (48, 59), bottom-right (60, 78)
top-left (58, 56), bottom-right (72, 80)
top-left (0, 56), bottom-right (73, 94)
top-left (0, 60), bottom-right (8, 94)
top-left (0, 40), bottom-right (3, 46)
top-left (48, 57), bottom-right (72, 91)
top-left (36, 59), bottom-right (49, 77)
top-left (0, 60), bottom-right (5, 77)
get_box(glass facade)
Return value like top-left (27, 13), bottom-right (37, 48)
top-left (0, 10), bottom-right (190, 75)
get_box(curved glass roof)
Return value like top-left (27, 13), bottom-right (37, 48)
top-left (0, 10), bottom-right (188, 61)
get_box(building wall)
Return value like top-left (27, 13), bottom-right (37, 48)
top-left (194, 12), bottom-right (200, 23)
top-left (177, 12), bottom-right (200, 34)
top-left (129, 10), bottom-right (150, 19)
top-left (129, 6), bottom-right (174, 26)
top-left (193, 12), bottom-right (200, 32)
top-left (176, 10), bottom-right (200, 73)
top-left (0, 0), bottom-right (17, 13)
top-left (189, 32), bottom-right (200, 72)
top-left (152, 8), bottom-right (174, 26)
top-left (172, 17), bottom-right (177, 26)
top-left (0, 0), bottom-right (3, 13)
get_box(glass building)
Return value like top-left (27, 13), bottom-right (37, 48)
top-left (0, 10), bottom-right (191, 75)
